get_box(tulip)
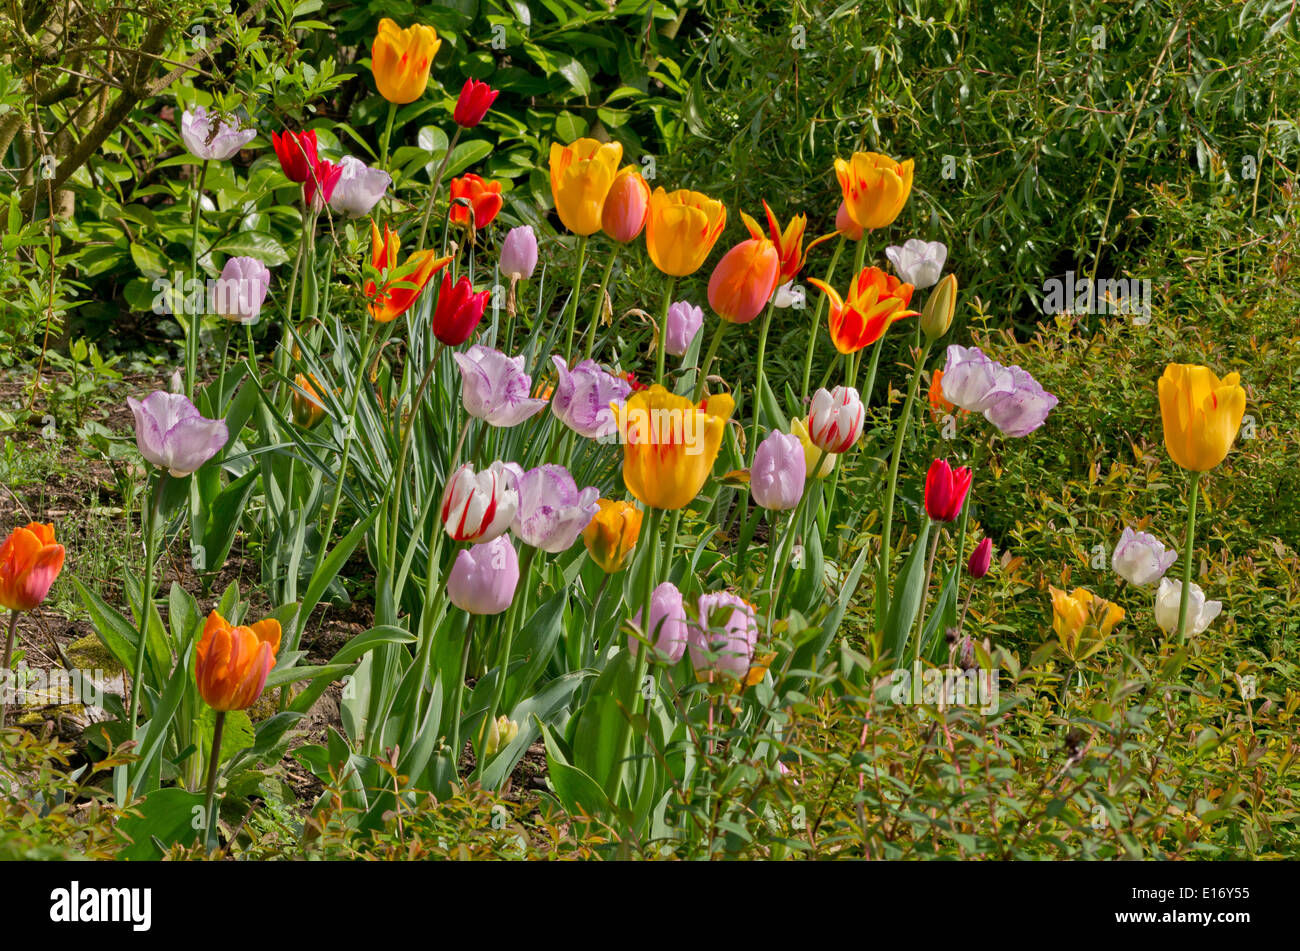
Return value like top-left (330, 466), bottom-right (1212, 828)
top-left (928, 368), bottom-right (957, 421)
top-left (509, 464), bottom-right (600, 553)
top-left (614, 385), bottom-right (735, 511)
top-left (919, 272), bottom-right (957, 341)
top-left (940, 345), bottom-right (1015, 413)
top-left (366, 222), bottom-right (451, 323)
top-left (601, 165), bottom-right (651, 242)
top-left (127, 391), bottom-right (228, 477)
top-left (664, 300), bottom-right (704, 356)
top-left (304, 158), bottom-right (343, 212)
top-left (195, 610), bottom-right (281, 712)
top-left (645, 187), bottom-right (727, 277)
top-left (453, 78), bottom-right (499, 128)
top-left (448, 536), bottom-right (520, 615)
top-left (751, 431), bottom-right (806, 511)
top-left (432, 272), bottom-right (489, 344)
top-left (982, 364), bottom-right (1058, 438)
top-left (924, 458), bottom-right (972, 522)
top-left (371, 18), bottom-right (440, 104)
top-left (550, 356), bottom-right (632, 439)
top-left (1153, 578), bottom-right (1222, 636)
top-left (499, 225), bottom-right (538, 281)
top-left (885, 239), bottom-right (947, 289)
top-left (806, 386), bottom-right (864, 454)
top-left (210, 256), bottom-right (271, 324)
top-left (690, 591), bottom-right (758, 679)
top-left (1049, 586), bottom-right (1124, 659)
top-left (967, 537), bottom-right (993, 579)
top-left (180, 106), bottom-right (256, 162)
top-left (791, 418), bottom-right (836, 477)
top-left (329, 156), bottom-right (391, 218)
top-left (1112, 527), bottom-right (1177, 586)
top-left (548, 138), bottom-right (624, 236)
top-left (835, 201), bottom-right (865, 241)
top-left (743, 201), bottom-right (807, 282)
top-left (808, 266), bottom-right (918, 354)
top-left (707, 236), bottom-right (781, 324)
top-left (0, 523), bottom-right (65, 613)
top-left (629, 581), bottom-right (688, 663)
top-left (834, 150), bottom-right (914, 230)
top-left (453, 345), bottom-right (548, 427)
top-left (1158, 364), bottom-right (1247, 472)
top-left (583, 499), bottom-right (643, 573)
top-left (441, 461), bottom-right (518, 543)
top-left (449, 173), bottom-right (503, 230)
top-left (484, 714), bottom-right (520, 755)
top-left (271, 129), bottom-right (317, 184)
top-left (291, 374), bottom-right (327, 428)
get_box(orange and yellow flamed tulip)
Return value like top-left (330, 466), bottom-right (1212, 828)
top-left (834, 151), bottom-right (914, 230)
top-left (707, 236), bottom-right (780, 324)
top-left (1158, 364), bottom-right (1247, 472)
top-left (0, 522), bottom-right (65, 612)
top-left (744, 201), bottom-right (807, 282)
top-left (365, 221), bottom-right (451, 323)
top-left (582, 499), bottom-right (644, 573)
top-left (809, 266), bottom-right (919, 354)
top-left (195, 610), bottom-right (282, 712)
top-left (371, 19), bottom-right (440, 104)
top-left (614, 386), bottom-right (735, 510)
top-left (1049, 586), bottom-right (1124, 661)
top-left (644, 187), bottom-right (727, 277)
top-left (548, 138), bottom-right (624, 236)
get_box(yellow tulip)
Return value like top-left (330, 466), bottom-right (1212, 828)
top-left (834, 151), bottom-right (914, 230)
top-left (582, 498), bottom-right (644, 573)
top-left (644, 187), bottom-right (727, 277)
top-left (1049, 586), bottom-right (1124, 661)
top-left (548, 138), bottom-right (623, 236)
top-left (1158, 363), bottom-right (1246, 472)
top-left (790, 418), bottom-right (836, 478)
top-left (371, 19), bottom-right (441, 104)
top-left (614, 385), bottom-right (735, 510)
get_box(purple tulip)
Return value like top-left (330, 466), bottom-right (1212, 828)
top-left (329, 155), bottom-right (391, 218)
top-left (629, 582), bottom-right (689, 664)
top-left (941, 345), bottom-right (1014, 413)
top-left (127, 391), bottom-right (229, 476)
top-left (180, 106), bottom-right (256, 162)
top-left (510, 464), bottom-right (600, 553)
top-left (550, 356), bottom-right (632, 440)
top-left (751, 431), bottom-right (806, 511)
top-left (448, 536), bottom-right (520, 615)
top-left (1112, 527), bottom-right (1177, 586)
top-left (981, 363), bottom-right (1058, 437)
top-left (453, 345), bottom-right (548, 428)
top-left (664, 300), bottom-right (704, 357)
top-left (885, 239), bottom-right (948, 289)
top-left (499, 225), bottom-right (538, 281)
top-left (690, 591), bottom-right (758, 679)
top-left (210, 256), bottom-right (271, 324)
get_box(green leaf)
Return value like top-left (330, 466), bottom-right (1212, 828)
top-left (115, 787), bottom-right (204, 860)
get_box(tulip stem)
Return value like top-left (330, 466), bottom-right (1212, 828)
top-left (416, 126), bottom-right (462, 250)
top-left (202, 710), bottom-right (225, 851)
top-left (127, 471), bottom-right (167, 753)
top-left (320, 328), bottom-right (375, 559)
top-left (801, 238), bottom-right (844, 403)
top-left (652, 274), bottom-right (677, 385)
top-left (478, 546), bottom-right (538, 775)
top-left (693, 320), bottom-right (729, 402)
top-left (618, 507), bottom-right (662, 806)
top-left (877, 341), bottom-right (932, 619)
top-left (388, 342), bottom-right (448, 576)
top-left (1175, 472), bottom-right (1202, 644)
top-left (447, 615), bottom-right (475, 781)
top-left (185, 160), bottom-right (210, 401)
top-left (585, 247), bottom-right (620, 362)
top-left (0, 610), bottom-right (18, 728)
top-left (774, 446), bottom-right (829, 607)
top-left (379, 101), bottom-right (398, 173)
top-left (913, 521), bottom-right (942, 664)
top-left (749, 300), bottom-right (776, 464)
top-left (561, 235), bottom-right (590, 364)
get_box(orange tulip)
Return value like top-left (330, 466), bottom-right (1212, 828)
top-left (707, 236), bottom-right (780, 324)
top-left (449, 173), bottom-right (503, 230)
top-left (744, 201), bottom-right (807, 282)
top-left (365, 221), bottom-right (452, 323)
top-left (371, 19), bottom-right (440, 104)
top-left (194, 610), bottom-right (282, 712)
top-left (549, 138), bottom-right (623, 236)
top-left (808, 266), bottom-right (919, 354)
top-left (834, 151), bottom-right (914, 230)
top-left (644, 187), bottom-right (727, 277)
top-left (292, 373), bottom-right (327, 428)
top-left (0, 522), bottom-right (65, 613)
top-left (601, 165), bottom-right (651, 243)
top-left (582, 499), bottom-right (644, 573)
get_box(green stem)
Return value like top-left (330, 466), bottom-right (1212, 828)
top-left (127, 471), bottom-right (167, 736)
top-left (562, 235), bottom-right (590, 363)
top-left (749, 300), bottom-right (776, 463)
top-left (379, 101), bottom-right (398, 172)
top-left (912, 521), bottom-right (941, 664)
top-left (878, 341), bottom-right (932, 599)
top-left (416, 126), bottom-right (462, 250)
top-left (186, 160), bottom-right (210, 400)
top-left (202, 710), bottom-right (225, 851)
top-left (801, 238), bottom-right (844, 402)
top-left (320, 328), bottom-right (375, 555)
top-left (388, 342), bottom-right (448, 576)
top-left (0, 610), bottom-right (18, 728)
top-left (585, 247), bottom-right (620, 361)
top-left (1175, 472), bottom-right (1202, 644)
top-left (480, 546), bottom-right (538, 766)
top-left (693, 320), bottom-right (729, 402)
top-left (652, 274), bottom-right (677, 385)
top-left (447, 614), bottom-right (475, 779)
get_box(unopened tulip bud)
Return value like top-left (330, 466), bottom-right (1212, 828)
top-left (484, 714), bottom-right (519, 755)
top-left (967, 536), bottom-right (993, 579)
top-left (920, 273), bottom-right (957, 341)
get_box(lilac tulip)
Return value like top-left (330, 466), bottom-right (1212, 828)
top-left (629, 581), bottom-right (689, 663)
top-left (690, 591), bottom-right (759, 680)
top-left (180, 106), bottom-right (257, 162)
top-left (329, 156), bottom-right (391, 218)
top-left (981, 364), bottom-right (1058, 437)
top-left (1111, 527), bottom-right (1177, 586)
top-left (448, 536), bottom-right (519, 615)
top-left (885, 239), bottom-right (948, 289)
top-left (499, 226), bottom-right (538, 281)
top-left (751, 431), bottom-right (806, 511)
top-left (127, 391), bottom-right (229, 476)
top-left (210, 256), bottom-right (271, 324)
top-left (941, 345), bottom-right (1015, 413)
top-left (550, 356), bottom-right (632, 440)
top-left (664, 300), bottom-right (704, 357)
top-left (510, 464), bottom-right (600, 553)
top-left (453, 345), bottom-right (548, 428)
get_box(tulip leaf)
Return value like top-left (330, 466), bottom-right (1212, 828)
top-left (538, 720), bottom-right (614, 823)
top-left (882, 520), bottom-right (932, 663)
top-left (71, 576), bottom-right (138, 674)
top-left (115, 787), bottom-right (204, 860)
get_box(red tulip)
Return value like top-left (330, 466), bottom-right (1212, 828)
top-left (433, 272), bottom-right (489, 345)
top-left (453, 78), bottom-right (499, 128)
top-left (924, 458), bottom-right (972, 523)
top-left (305, 158), bottom-right (343, 211)
top-left (449, 173), bottom-right (503, 230)
top-left (272, 129), bottom-right (318, 184)
top-left (967, 536), bottom-right (993, 579)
